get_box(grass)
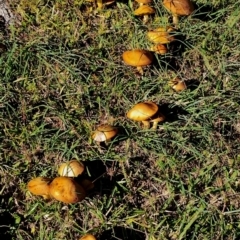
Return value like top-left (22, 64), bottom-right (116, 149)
top-left (0, 0), bottom-right (240, 239)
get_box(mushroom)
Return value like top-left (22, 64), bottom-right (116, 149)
top-left (163, 0), bottom-right (194, 25)
top-left (122, 49), bottom-right (153, 75)
top-left (49, 176), bottom-right (86, 203)
top-left (169, 77), bottom-right (187, 92)
top-left (79, 234), bottom-right (97, 240)
top-left (150, 44), bottom-right (168, 55)
top-left (27, 177), bottom-right (52, 199)
top-left (134, 5), bottom-right (155, 23)
top-left (135, 0), bottom-right (152, 6)
top-left (149, 112), bottom-right (166, 129)
top-left (58, 160), bottom-right (85, 177)
top-left (127, 102), bottom-right (165, 129)
top-left (147, 26), bottom-right (175, 44)
top-left (92, 124), bottom-right (118, 143)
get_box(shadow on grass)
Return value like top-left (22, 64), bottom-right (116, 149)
top-left (0, 194), bottom-right (15, 240)
top-left (77, 160), bottom-right (125, 197)
top-left (193, 4), bottom-right (219, 22)
top-left (185, 79), bottom-right (200, 91)
top-left (99, 226), bottom-right (145, 240)
top-left (159, 103), bottom-right (189, 123)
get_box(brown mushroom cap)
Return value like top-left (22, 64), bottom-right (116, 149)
top-left (163, 0), bottom-right (194, 16)
top-left (92, 124), bottom-right (118, 142)
top-left (147, 27), bottom-right (175, 44)
top-left (134, 5), bottom-right (155, 16)
top-left (127, 102), bottom-right (159, 121)
top-left (58, 160), bottom-right (85, 177)
top-left (27, 177), bottom-right (52, 198)
top-left (122, 49), bottom-right (153, 67)
top-left (79, 234), bottom-right (97, 240)
top-left (49, 177), bottom-right (86, 203)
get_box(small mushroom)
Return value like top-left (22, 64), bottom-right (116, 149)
top-left (149, 112), bottom-right (166, 129)
top-left (92, 124), bottom-right (118, 143)
top-left (147, 26), bottom-right (175, 44)
top-left (58, 160), bottom-right (85, 177)
top-left (163, 0), bottom-right (194, 25)
top-left (135, 0), bottom-right (152, 6)
top-left (134, 5), bottom-right (155, 23)
top-left (49, 177), bottom-right (86, 203)
top-left (27, 177), bottom-right (52, 199)
top-left (127, 102), bottom-right (159, 129)
top-left (79, 234), bottom-right (97, 240)
top-left (122, 49), bottom-right (153, 75)
top-left (150, 44), bottom-right (168, 55)
top-left (169, 77), bottom-right (187, 92)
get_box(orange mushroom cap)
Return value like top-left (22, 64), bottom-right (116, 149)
top-left (27, 177), bottom-right (52, 199)
top-left (150, 44), bottom-right (168, 54)
top-left (92, 124), bottom-right (118, 142)
top-left (147, 27), bottom-right (175, 44)
top-left (79, 234), bottom-right (97, 240)
top-left (134, 5), bottom-right (155, 16)
top-left (122, 49), bottom-right (153, 67)
top-left (127, 102), bottom-right (159, 121)
top-left (49, 177), bottom-right (86, 203)
top-left (169, 77), bottom-right (187, 92)
top-left (135, 0), bottom-right (152, 4)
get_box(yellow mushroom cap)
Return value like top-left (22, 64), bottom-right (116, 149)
top-left (122, 49), bottom-right (153, 67)
top-left (27, 177), bottom-right (52, 198)
top-left (147, 27), bottom-right (175, 44)
top-left (135, 0), bottom-right (152, 4)
top-left (79, 234), bottom-right (97, 240)
top-left (58, 160), bottom-right (84, 177)
top-left (150, 44), bottom-right (168, 54)
top-left (134, 5), bottom-right (155, 16)
top-left (169, 77), bottom-right (187, 92)
top-left (163, 0), bottom-right (194, 16)
top-left (92, 124), bottom-right (118, 142)
top-left (49, 177), bottom-right (86, 203)
top-left (127, 102), bottom-right (159, 121)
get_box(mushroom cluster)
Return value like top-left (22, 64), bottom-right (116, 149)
top-left (27, 160), bottom-right (93, 204)
top-left (127, 102), bottom-right (165, 129)
top-left (27, 0), bottom-right (193, 213)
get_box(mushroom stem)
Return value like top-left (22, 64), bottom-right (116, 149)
top-left (142, 120), bottom-right (151, 129)
top-left (173, 14), bottom-right (179, 25)
top-left (152, 121), bottom-right (158, 130)
top-left (136, 66), bottom-right (144, 75)
top-left (143, 14), bottom-right (149, 24)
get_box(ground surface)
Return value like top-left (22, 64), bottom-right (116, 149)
top-left (0, 0), bottom-right (240, 239)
